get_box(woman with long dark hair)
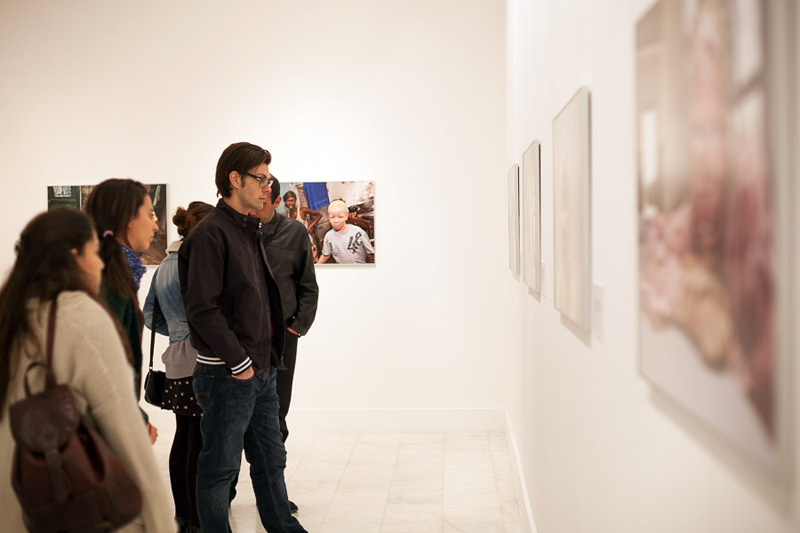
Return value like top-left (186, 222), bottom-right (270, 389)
top-left (0, 209), bottom-right (174, 531)
top-left (84, 178), bottom-right (159, 443)
top-left (144, 201), bottom-right (213, 533)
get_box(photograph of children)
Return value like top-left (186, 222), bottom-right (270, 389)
top-left (46, 182), bottom-right (168, 265)
top-left (637, 0), bottom-right (778, 468)
top-left (277, 180), bottom-right (375, 264)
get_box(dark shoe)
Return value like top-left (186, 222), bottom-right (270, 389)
top-left (289, 500), bottom-right (299, 514)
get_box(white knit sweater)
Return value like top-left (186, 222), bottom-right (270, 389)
top-left (0, 291), bottom-right (175, 532)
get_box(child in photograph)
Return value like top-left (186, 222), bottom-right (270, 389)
top-left (318, 200), bottom-right (374, 264)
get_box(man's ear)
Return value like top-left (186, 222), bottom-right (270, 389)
top-left (273, 197), bottom-right (281, 208)
top-left (229, 171), bottom-right (240, 189)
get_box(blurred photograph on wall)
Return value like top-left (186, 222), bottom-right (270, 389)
top-left (508, 165), bottom-right (521, 279)
top-left (522, 141), bottom-right (542, 295)
top-left (553, 87), bottom-right (592, 332)
top-left (636, 0), bottom-right (779, 469)
top-left (277, 180), bottom-right (375, 265)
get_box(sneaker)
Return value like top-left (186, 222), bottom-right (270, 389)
top-left (289, 500), bottom-right (299, 514)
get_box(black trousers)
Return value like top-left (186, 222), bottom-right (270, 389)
top-left (171, 414), bottom-right (202, 528)
top-left (277, 331), bottom-right (299, 443)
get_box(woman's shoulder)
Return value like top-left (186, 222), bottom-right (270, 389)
top-left (57, 290), bottom-right (103, 311)
top-left (57, 291), bottom-right (118, 328)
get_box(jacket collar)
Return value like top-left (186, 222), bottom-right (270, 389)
top-left (216, 198), bottom-right (262, 233)
top-left (263, 212), bottom-right (285, 237)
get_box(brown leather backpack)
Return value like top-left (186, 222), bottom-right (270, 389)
top-left (9, 299), bottom-right (143, 532)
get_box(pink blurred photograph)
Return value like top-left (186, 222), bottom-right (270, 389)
top-left (636, 0), bottom-right (783, 472)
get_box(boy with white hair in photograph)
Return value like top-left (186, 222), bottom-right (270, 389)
top-left (317, 199), bottom-right (374, 264)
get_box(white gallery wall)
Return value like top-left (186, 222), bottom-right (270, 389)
top-left (507, 0), bottom-right (800, 531)
top-left (0, 0), bottom-right (513, 420)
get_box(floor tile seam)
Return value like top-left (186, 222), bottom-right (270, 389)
top-left (318, 430), bottom-right (370, 526)
top-left (455, 431), bottom-right (506, 521)
top-left (286, 432), bottom-right (322, 482)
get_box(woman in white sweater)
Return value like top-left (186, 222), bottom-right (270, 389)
top-left (0, 209), bottom-right (175, 532)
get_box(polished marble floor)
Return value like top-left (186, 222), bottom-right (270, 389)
top-left (145, 406), bottom-right (524, 532)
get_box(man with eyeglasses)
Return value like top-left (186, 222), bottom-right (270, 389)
top-left (179, 142), bottom-right (306, 532)
top-left (250, 175), bottom-right (319, 514)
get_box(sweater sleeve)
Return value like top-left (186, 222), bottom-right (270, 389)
top-left (61, 295), bottom-right (175, 533)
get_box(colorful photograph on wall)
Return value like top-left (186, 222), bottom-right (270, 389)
top-left (507, 165), bottom-right (521, 279)
top-left (141, 184), bottom-right (167, 265)
top-left (46, 186), bottom-right (83, 210)
top-left (522, 141), bottom-right (542, 295)
top-left (47, 183), bottom-right (168, 265)
top-left (636, 0), bottom-right (779, 469)
top-left (553, 87), bottom-right (591, 331)
top-left (276, 180), bottom-right (375, 264)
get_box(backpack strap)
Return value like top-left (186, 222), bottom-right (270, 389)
top-left (44, 298), bottom-right (58, 389)
top-left (21, 298), bottom-right (59, 397)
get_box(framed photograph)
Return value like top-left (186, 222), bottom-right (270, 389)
top-left (637, 0), bottom-right (786, 473)
top-left (522, 141), bottom-right (542, 294)
top-left (276, 180), bottom-right (375, 265)
top-left (553, 87), bottom-right (591, 331)
top-left (47, 183), bottom-right (168, 265)
top-left (507, 165), bottom-right (521, 279)
top-left (142, 184), bottom-right (167, 265)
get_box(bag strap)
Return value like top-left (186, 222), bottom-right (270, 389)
top-left (44, 299), bottom-right (57, 389)
top-left (148, 269), bottom-right (163, 371)
top-left (23, 299), bottom-right (58, 396)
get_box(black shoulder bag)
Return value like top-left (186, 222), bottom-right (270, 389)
top-left (143, 270), bottom-right (167, 408)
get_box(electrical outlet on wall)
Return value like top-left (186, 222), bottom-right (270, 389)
top-left (592, 282), bottom-right (604, 342)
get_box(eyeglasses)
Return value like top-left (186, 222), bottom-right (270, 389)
top-left (245, 172), bottom-right (270, 188)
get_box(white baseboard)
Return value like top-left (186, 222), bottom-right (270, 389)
top-left (288, 407), bottom-right (507, 432)
top-left (504, 409), bottom-right (537, 533)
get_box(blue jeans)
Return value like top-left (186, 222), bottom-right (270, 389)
top-left (193, 365), bottom-right (306, 533)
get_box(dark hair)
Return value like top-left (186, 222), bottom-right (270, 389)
top-left (215, 142), bottom-right (272, 198)
top-left (0, 210), bottom-right (96, 416)
top-left (83, 178), bottom-right (148, 304)
top-left (268, 175), bottom-right (281, 204)
top-left (173, 201), bottom-right (214, 239)
top-left (283, 190), bottom-right (297, 203)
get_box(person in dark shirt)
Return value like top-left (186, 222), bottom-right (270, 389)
top-left (251, 175), bottom-right (319, 513)
top-left (179, 142), bottom-right (306, 533)
top-left (84, 178), bottom-right (159, 445)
